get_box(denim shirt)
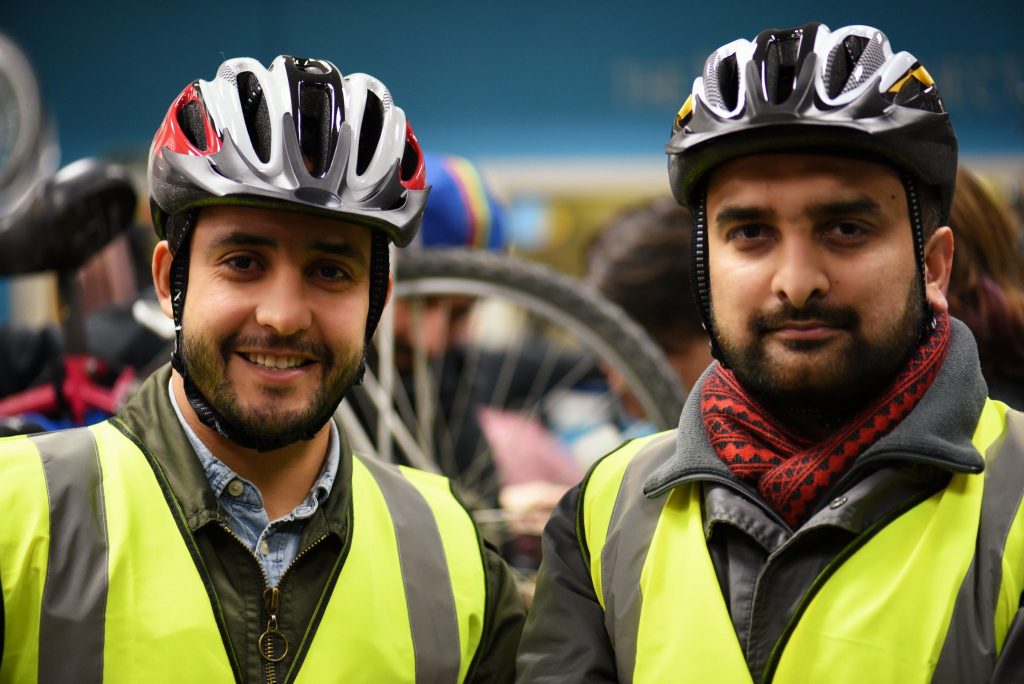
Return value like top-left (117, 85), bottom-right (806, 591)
top-left (169, 382), bottom-right (339, 587)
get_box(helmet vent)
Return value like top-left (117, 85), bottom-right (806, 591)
top-left (356, 90), bottom-right (384, 176)
top-left (400, 137), bottom-right (419, 182)
top-left (237, 71), bottom-right (272, 163)
top-left (763, 37), bottom-right (800, 104)
top-left (702, 52), bottom-right (738, 112)
top-left (825, 33), bottom-right (888, 98)
top-left (825, 35), bottom-right (866, 98)
top-left (297, 83), bottom-right (333, 177)
top-left (841, 34), bottom-right (887, 95)
top-left (716, 55), bottom-right (740, 112)
top-left (177, 101), bottom-right (208, 151)
top-left (891, 74), bottom-right (944, 113)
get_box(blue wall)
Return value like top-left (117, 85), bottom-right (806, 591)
top-left (5, 1), bottom-right (1023, 164)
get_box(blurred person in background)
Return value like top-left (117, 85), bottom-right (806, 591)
top-left (947, 165), bottom-right (1024, 409)
top-left (496, 198), bottom-right (716, 568)
top-left (391, 151), bottom-right (509, 373)
top-left (380, 152), bottom-right (511, 510)
top-left (586, 196), bottom-right (712, 390)
top-left (518, 23), bottom-right (1024, 682)
top-left (0, 56), bottom-right (523, 682)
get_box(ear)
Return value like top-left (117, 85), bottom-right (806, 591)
top-left (923, 226), bottom-right (954, 314)
top-left (152, 240), bottom-right (175, 319)
top-left (384, 273), bottom-right (394, 307)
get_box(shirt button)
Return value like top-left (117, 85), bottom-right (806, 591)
top-left (259, 540), bottom-right (270, 556)
top-left (829, 495), bottom-right (849, 509)
top-left (227, 479), bottom-right (245, 497)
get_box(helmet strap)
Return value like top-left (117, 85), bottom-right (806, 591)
top-left (168, 212), bottom-right (195, 377)
top-left (690, 187), bottom-right (727, 364)
top-left (900, 172), bottom-right (937, 339)
top-left (352, 230), bottom-right (390, 387)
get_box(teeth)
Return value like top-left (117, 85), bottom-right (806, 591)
top-left (246, 354), bottom-right (306, 369)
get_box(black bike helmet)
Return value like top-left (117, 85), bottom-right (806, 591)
top-left (666, 23), bottom-right (957, 360)
top-left (148, 54), bottom-right (428, 450)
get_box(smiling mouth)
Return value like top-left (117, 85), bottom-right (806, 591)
top-left (241, 352), bottom-right (315, 370)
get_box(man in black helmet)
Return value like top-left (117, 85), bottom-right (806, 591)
top-left (517, 23), bottom-right (1024, 682)
top-left (0, 55), bottom-right (523, 682)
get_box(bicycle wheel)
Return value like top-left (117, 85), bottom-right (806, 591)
top-left (338, 248), bottom-right (688, 511)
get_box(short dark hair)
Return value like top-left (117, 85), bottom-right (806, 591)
top-left (586, 198), bottom-right (706, 350)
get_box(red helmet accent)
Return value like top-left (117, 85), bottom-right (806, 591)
top-left (149, 83), bottom-right (222, 160)
top-left (400, 121), bottom-right (426, 190)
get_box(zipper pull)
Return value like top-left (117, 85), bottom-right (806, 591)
top-left (259, 587), bottom-right (288, 664)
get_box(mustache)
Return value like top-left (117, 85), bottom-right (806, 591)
top-left (752, 302), bottom-right (859, 333)
top-left (222, 334), bottom-right (333, 365)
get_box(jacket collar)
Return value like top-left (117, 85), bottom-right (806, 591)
top-left (644, 317), bottom-right (988, 498)
top-left (112, 364), bottom-right (352, 544)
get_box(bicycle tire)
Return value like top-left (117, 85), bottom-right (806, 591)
top-left (393, 249), bottom-right (686, 425)
top-left (339, 248), bottom-right (688, 510)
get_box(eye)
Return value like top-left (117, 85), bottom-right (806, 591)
top-left (825, 221), bottom-right (871, 243)
top-left (225, 255), bottom-right (260, 271)
top-left (312, 262), bottom-right (352, 282)
top-left (725, 224), bottom-right (771, 243)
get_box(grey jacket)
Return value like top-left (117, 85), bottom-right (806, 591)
top-left (517, 318), bottom-right (1024, 683)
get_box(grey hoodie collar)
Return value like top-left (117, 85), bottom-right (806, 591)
top-left (644, 317), bottom-right (989, 498)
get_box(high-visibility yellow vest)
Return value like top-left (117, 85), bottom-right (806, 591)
top-left (0, 420), bottom-right (486, 683)
top-left (582, 399), bottom-right (1024, 682)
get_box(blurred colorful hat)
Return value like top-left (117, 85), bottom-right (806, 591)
top-left (421, 153), bottom-right (507, 249)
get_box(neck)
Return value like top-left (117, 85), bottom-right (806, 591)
top-left (171, 371), bottom-right (330, 520)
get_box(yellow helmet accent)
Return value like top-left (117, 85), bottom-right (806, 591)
top-left (675, 95), bottom-right (695, 128)
top-left (888, 65), bottom-right (935, 94)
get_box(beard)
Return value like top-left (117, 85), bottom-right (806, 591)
top-left (714, 278), bottom-right (925, 421)
top-left (181, 330), bottom-right (365, 449)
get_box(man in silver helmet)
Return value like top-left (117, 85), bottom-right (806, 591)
top-left (0, 55), bottom-right (523, 682)
top-left (517, 23), bottom-right (1024, 682)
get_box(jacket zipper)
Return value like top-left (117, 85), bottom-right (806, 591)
top-left (264, 534), bottom-right (330, 684)
top-left (217, 524), bottom-right (282, 684)
top-left (219, 523), bottom-right (331, 684)
top-left (260, 587), bottom-right (285, 684)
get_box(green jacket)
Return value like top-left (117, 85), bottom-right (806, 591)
top-left (1, 364), bottom-right (525, 682)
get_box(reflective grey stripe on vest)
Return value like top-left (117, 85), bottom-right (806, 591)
top-left (933, 410), bottom-right (1024, 683)
top-left (357, 455), bottom-right (461, 683)
top-left (596, 433), bottom-right (676, 683)
top-left (30, 428), bottom-right (108, 684)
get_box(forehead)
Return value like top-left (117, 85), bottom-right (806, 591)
top-left (706, 153), bottom-right (906, 209)
top-left (192, 205), bottom-right (372, 251)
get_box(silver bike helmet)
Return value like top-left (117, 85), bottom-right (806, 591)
top-left (148, 54), bottom-right (428, 450)
top-left (666, 23), bottom-right (957, 360)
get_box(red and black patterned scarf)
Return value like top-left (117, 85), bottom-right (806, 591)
top-left (701, 313), bottom-right (951, 528)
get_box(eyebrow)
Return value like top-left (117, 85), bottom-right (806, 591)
top-left (714, 197), bottom-right (885, 227)
top-left (714, 205), bottom-right (774, 226)
top-left (210, 232), bottom-right (276, 249)
top-left (309, 240), bottom-right (367, 266)
top-left (210, 231), bottom-right (367, 266)
top-left (807, 197), bottom-right (884, 219)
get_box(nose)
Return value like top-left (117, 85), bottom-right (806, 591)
top-left (770, 240), bottom-right (830, 309)
top-left (255, 268), bottom-right (313, 336)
